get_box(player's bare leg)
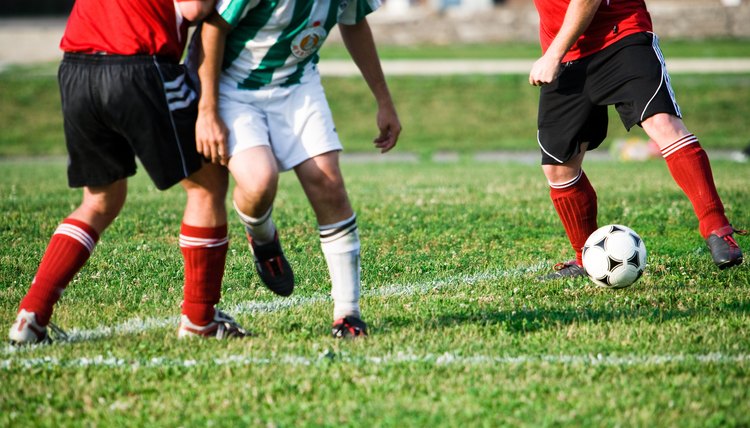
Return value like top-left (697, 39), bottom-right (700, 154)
top-left (10, 180), bottom-right (126, 344)
top-left (538, 145), bottom-right (597, 281)
top-left (642, 113), bottom-right (743, 269)
top-left (227, 147), bottom-right (294, 296)
top-left (294, 151), bottom-right (366, 338)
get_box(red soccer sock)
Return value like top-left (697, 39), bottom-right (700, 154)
top-left (180, 223), bottom-right (228, 326)
top-left (550, 170), bottom-right (598, 265)
top-left (662, 134), bottom-right (728, 238)
top-left (19, 218), bottom-right (99, 326)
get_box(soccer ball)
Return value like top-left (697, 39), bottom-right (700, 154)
top-left (582, 225), bottom-right (647, 289)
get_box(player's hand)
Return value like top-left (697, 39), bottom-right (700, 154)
top-left (196, 109), bottom-right (230, 166)
top-left (374, 103), bottom-right (401, 153)
top-left (529, 53), bottom-right (563, 87)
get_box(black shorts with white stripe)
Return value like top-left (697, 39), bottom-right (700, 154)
top-left (537, 32), bottom-right (682, 165)
top-left (59, 53), bottom-right (203, 190)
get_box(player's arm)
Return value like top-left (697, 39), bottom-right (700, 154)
top-left (177, 0), bottom-right (216, 23)
top-left (196, 12), bottom-right (232, 165)
top-left (529, 0), bottom-right (601, 86)
top-left (338, 18), bottom-right (401, 153)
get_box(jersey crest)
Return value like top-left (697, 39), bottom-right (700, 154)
top-left (291, 22), bottom-right (328, 59)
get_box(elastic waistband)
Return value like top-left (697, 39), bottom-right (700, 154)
top-left (62, 52), bottom-right (176, 65)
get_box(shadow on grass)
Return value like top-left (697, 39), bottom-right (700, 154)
top-left (378, 300), bottom-right (750, 335)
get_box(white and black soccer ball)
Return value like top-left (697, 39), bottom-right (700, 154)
top-left (582, 225), bottom-right (647, 289)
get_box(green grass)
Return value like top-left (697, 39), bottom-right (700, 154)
top-left (1, 159), bottom-right (749, 426)
top-left (1, 68), bottom-right (749, 157)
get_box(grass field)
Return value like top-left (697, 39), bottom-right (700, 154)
top-left (1, 39), bottom-right (749, 427)
top-left (1, 158), bottom-right (749, 426)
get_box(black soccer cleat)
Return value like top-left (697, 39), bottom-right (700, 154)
top-left (331, 316), bottom-right (368, 339)
top-left (248, 233), bottom-right (295, 297)
top-left (705, 225), bottom-right (746, 270)
top-left (537, 260), bottom-right (586, 281)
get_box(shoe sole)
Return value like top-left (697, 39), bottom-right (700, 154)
top-left (717, 256), bottom-right (743, 270)
top-left (263, 281), bottom-right (294, 297)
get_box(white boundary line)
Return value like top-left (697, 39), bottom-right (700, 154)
top-left (2, 264), bottom-right (545, 355)
top-left (3, 352), bottom-right (749, 370)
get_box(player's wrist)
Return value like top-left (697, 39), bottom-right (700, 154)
top-left (198, 101), bottom-right (220, 115)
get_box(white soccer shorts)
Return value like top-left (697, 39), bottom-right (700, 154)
top-left (218, 73), bottom-right (343, 171)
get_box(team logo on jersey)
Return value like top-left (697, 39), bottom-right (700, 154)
top-left (291, 22), bottom-right (328, 59)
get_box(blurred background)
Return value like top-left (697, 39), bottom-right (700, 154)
top-left (0, 0), bottom-right (748, 159)
top-left (1, 0), bottom-right (749, 60)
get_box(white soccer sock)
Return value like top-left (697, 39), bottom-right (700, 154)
top-left (320, 214), bottom-right (361, 320)
top-left (233, 202), bottom-right (276, 245)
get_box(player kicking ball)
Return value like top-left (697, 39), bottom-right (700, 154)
top-left (193, 1), bottom-right (401, 337)
top-left (529, 0), bottom-right (744, 280)
top-left (9, 0), bottom-right (248, 345)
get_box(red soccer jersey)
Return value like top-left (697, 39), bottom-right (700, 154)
top-left (60, 0), bottom-right (194, 63)
top-left (534, 0), bottom-right (653, 62)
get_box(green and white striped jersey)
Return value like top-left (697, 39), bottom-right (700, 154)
top-left (216, 0), bottom-right (381, 90)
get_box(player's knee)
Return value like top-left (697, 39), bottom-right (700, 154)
top-left (232, 181), bottom-right (277, 215)
top-left (642, 113), bottom-right (688, 141)
top-left (183, 164), bottom-right (229, 194)
top-left (542, 164), bottom-right (580, 186)
top-left (80, 196), bottom-right (125, 223)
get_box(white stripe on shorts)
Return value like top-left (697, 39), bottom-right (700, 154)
top-left (641, 33), bottom-right (681, 123)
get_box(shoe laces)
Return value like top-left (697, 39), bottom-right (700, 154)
top-left (553, 260), bottom-right (581, 271)
top-left (48, 322), bottom-right (69, 342)
top-left (721, 227), bottom-right (747, 249)
top-left (214, 310), bottom-right (249, 338)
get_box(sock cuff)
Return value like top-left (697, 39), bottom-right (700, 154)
top-left (179, 223), bottom-right (228, 248)
top-left (661, 133), bottom-right (699, 158)
top-left (233, 201), bottom-right (272, 227)
top-left (57, 218), bottom-right (99, 253)
top-left (319, 214), bottom-right (358, 246)
top-left (548, 169), bottom-right (583, 190)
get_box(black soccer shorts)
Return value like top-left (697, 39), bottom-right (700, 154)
top-left (59, 53), bottom-right (203, 190)
top-left (537, 32), bottom-right (682, 165)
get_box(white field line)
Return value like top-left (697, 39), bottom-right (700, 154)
top-left (2, 352), bottom-right (749, 371)
top-left (2, 264), bottom-right (545, 355)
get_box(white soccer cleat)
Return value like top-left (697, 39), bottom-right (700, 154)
top-left (9, 309), bottom-right (51, 345)
top-left (178, 309), bottom-right (250, 339)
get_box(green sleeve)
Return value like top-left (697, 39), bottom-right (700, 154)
top-left (216, 0), bottom-right (259, 27)
top-left (338, 0), bottom-right (381, 25)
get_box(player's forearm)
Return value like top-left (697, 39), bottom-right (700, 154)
top-left (546, 0), bottom-right (601, 61)
top-left (197, 13), bottom-right (229, 114)
top-left (338, 19), bottom-right (394, 108)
